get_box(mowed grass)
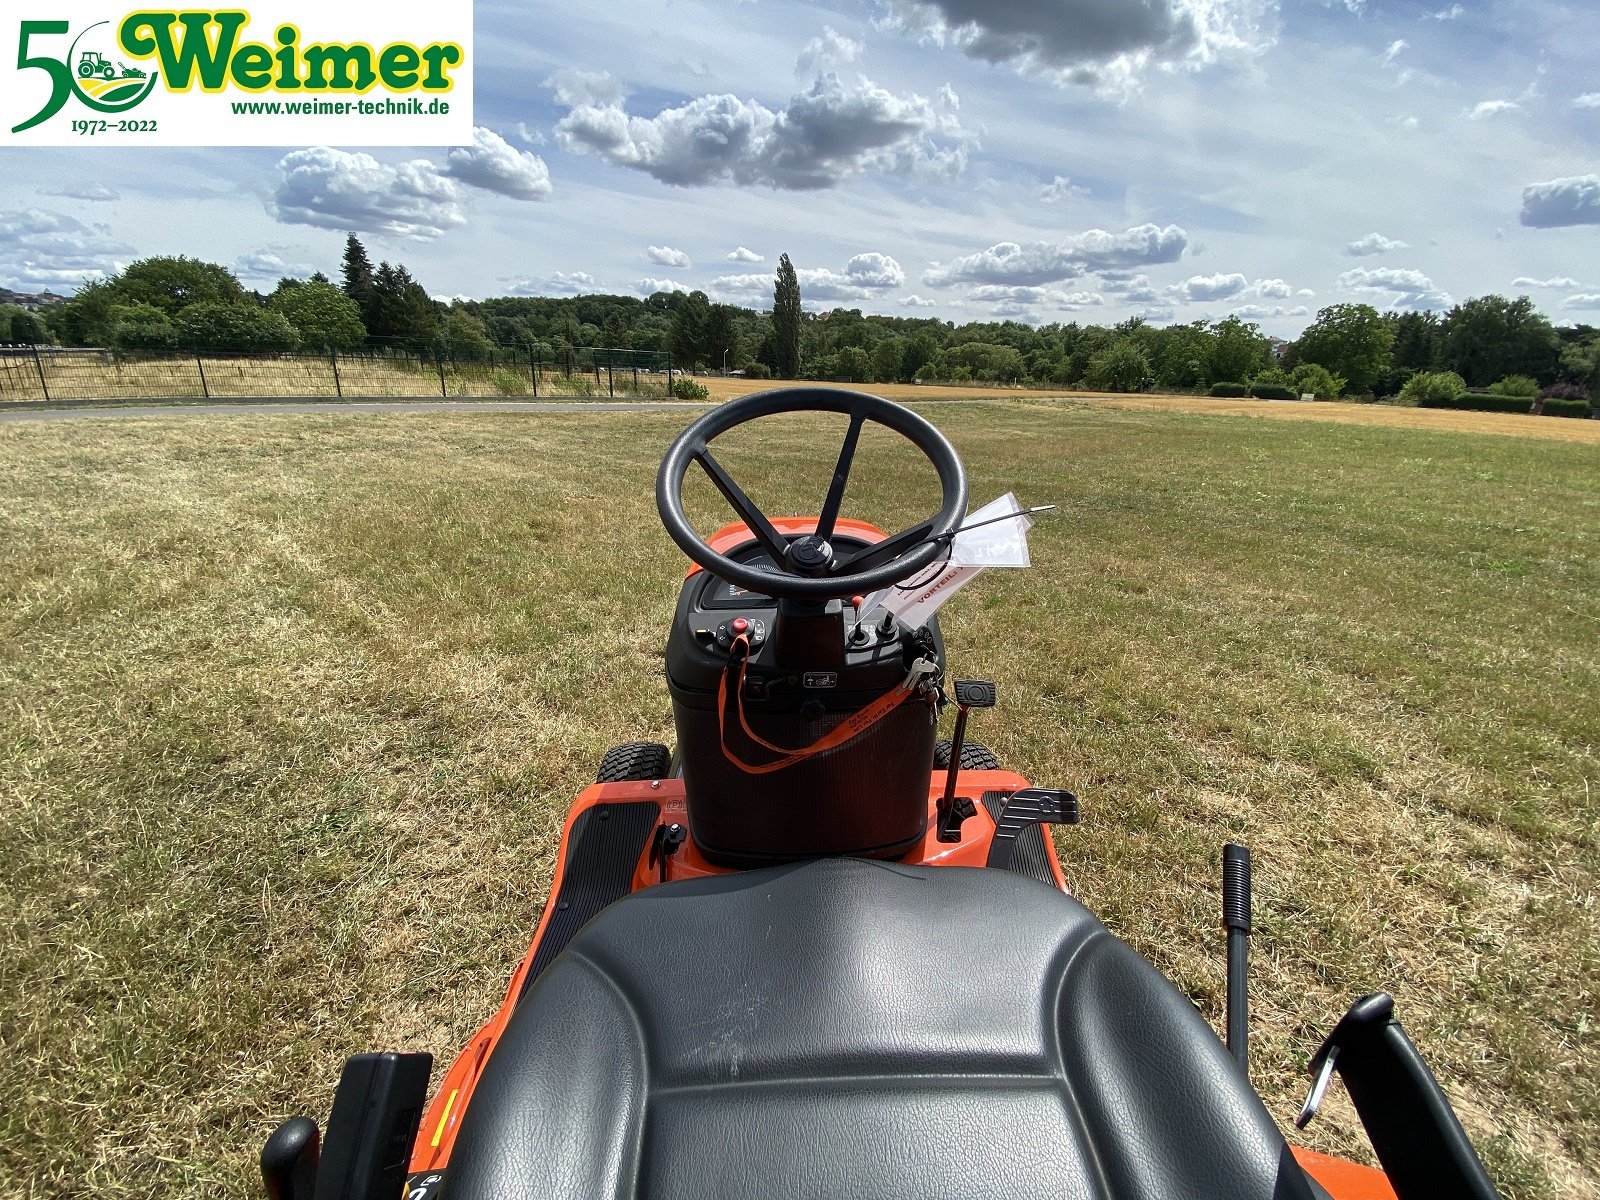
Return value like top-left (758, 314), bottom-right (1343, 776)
top-left (1, 403), bottom-right (1596, 1199)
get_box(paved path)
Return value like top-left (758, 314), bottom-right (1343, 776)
top-left (0, 399), bottom-right (721, 423)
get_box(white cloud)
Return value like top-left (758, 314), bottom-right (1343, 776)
top-left (1510, 276), bottom-right (1581, 290)
top-left (1560, 294), bottom-right (1600, 310)
top-left (554, 73), bottom-right (968, 189)
top-left (1251, 278), bottom-right (1294, 299)
top-left (544, 69), bottom-right (624, 108)
top-left (726, 246), bottom-right (764, 263)
top-left (710, 252), bottom-right (906, 305)
top-left (514, 122), bottom-right (546, 145)
top-left (1465, 99), bottom-right (1519, 120)
top-left (647, 244), bottom-right (692, 269)
top-left (1429, 5), bottom-right (1463, 18)
top-left (1230, 303), bottom-right (1309, 319)
top-left (901, 294), bottom-right (938, 307)
top-left (1173, 272), bottom-right (1247, 302)
top-left (1346, 232), bottom-right (1408, 256)
top-left (1520, 175), bottom-right (1600, 228)
top-left (878, 0), bottom-right (1272, 95)
top-left (42, 184), bottom-right (120, 202)
top-left (1039, 175), bottom-right (1088, 202)
top-left (445, 127), bottom-right (553, 200)
top-left (969, 284), bottom-right (1104, 309)
top-left (797, 26), bottom-right (863, 75)
top-left (636, 277), bottom-right (688, 295)
top-left (1337, 266), bottom-right (1452, 310)
top-left (1381, 39), bottom-right (1408, 66)
top-left (233, 247), bottom-right (316, 282)
top-left (925, 223), bottom-right (1187, 285)
top-left (502, 271), bottom-right (597, 297)
top-left (1574, 93), bottom-right (1600, 110)
top-left (270, 147), bottom-right (465, 239)
top-left (843, 251), bottom-right (905, 288)
top-left (0, 207), bottom-right (132, 292)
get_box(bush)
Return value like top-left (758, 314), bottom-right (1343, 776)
top-left (1539, 381), bottom-right (1589, 403)
top-left (1488, 374), bottom-right (1539, 399)
top-left (1398, 370), bottom-right (1468, 407)
top-left (1084, 342), bottom-right (1150, 392)
top-left (179, 301), bottom-right (300, 353)
top-left (1412, 392), bottom-right (1592, 418)
top-left (1209, 382), bottom-right (1249, 397)
top-left (492, 370), bottom-right (524, 397)
top-left (1289, 362), bottom-right (1346, 399)
top-left (671, 376), bottom-right (710, 400)
top-left (742, 362), bottom-right (771, 380)
top-left (1250, 384), bottom-right (1297, 401)
top-left (1544, 399), bottom-right (1593, 418)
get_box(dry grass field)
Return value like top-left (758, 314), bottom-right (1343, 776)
top-left (2, 400), bottom-right (1597, 1198)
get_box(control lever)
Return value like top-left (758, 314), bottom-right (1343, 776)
top-left (936, 679), bottom-right (997, 841)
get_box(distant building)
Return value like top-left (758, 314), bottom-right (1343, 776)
top-left (0, 288), bottom-right (69, 312)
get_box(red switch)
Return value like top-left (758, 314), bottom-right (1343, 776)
top-left (731, 617), bottom-right (749, 635)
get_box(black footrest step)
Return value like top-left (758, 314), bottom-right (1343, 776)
top-left (982, 788), bottom-right (1078, 883)
top-left (517, 801), bottom-right (660, 1002)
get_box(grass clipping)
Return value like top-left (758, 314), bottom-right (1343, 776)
top-left (0, 403), bottom-right (1596, 1199)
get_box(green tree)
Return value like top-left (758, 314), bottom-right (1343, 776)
top-left (705, 303), bottom-right (740, 372)
top-left (834, 345), bottom-right (870, 382)
top-left (1208, 317), bottom-right (1271, 386)
top-left (269, 280), bottom-right (366, 349)
top-left (1439, 295), bottom-right (1561, 386)
top-left (1294, 303), bottom-right (1394, 395)
top-left (870, 337), bottom-right (905, 384)
top-left (112, 256), bottom-right (244, 315)
top-left (442, 309), bottom-right (495, 358)
top-left (772, 253), bottom-right (801, 378)
top-left (108, 302), bottom-right (178, 350)
top-left (178, 301), bottom-right (300, 352)
top-left (670, 290), bottom-right (710, 370)
top-left (369, 262), bottom-right (439, 349)
top-left (56, 279), bottom-right (118, 345)
top-left (1085, 342), bottom-right (1151, 392)
top-left (341, 234), bottom-right (377, 327)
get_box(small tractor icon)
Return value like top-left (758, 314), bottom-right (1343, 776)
top-left (77, 51), bottom-right (145, 80)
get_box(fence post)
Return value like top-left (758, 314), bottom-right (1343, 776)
top-left (29, 341), bottom-right (50, 402)
top-left (436, 347), bottom-right (447, 398)
top-left (329, 346), bottom-right (343, 398)
top-left (666, 353), bottom-right (674, 393)
top-left (528, 345), bottom-right (537, 397)
top-left (607, 365), bottom-right (614, 398)
top-left (194, 348), bottom-right (210, 399)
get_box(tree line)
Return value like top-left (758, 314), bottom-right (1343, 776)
top-left (2, 238), bottom-right (1594, 401)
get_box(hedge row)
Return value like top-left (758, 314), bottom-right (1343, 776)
top-left (1251, 385), bottom-right (1297, 401)
top-left (1209, 382), bottom-right (1250, 397)
top-left (1418, 393), bottom-right (1595, 418)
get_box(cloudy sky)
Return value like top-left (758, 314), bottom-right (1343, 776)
top-left (3, 0), bottom-right (1597, 336)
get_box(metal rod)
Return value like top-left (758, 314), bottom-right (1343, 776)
top-left (939, 704), bottom-right (970, 816)
top-left (1222, 842), bottom-right (1252, 1076)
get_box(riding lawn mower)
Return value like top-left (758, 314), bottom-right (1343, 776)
top-left (262, 388), bottom-right (1504, 1199)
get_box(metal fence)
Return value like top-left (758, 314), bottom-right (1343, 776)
top-left (0, 343), bottom-right (677, 405)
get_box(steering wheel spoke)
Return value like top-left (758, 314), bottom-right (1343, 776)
top-left (692, 447), bottom-right (791, 568)
top-left (815, 413), bottom-right (865, 544)
top-left (833, 519), bottom-right (937, 576)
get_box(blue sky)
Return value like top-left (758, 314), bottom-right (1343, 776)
top-left (3, 0), bottom-right (1597, 337)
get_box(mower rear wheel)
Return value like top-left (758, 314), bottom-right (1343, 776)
top-left (934, 739), bottom-right (1000, 771)
top-left (597, 741), bottom-right (671, 783)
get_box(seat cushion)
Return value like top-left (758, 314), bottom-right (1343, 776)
top-left (442, 859), bottom-right (1317, 1200)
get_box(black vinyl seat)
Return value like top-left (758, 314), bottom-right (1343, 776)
top-left (441, 859), bottom-right (1322, 1200)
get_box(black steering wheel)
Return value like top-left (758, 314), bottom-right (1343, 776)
top-left (656, 387), bottom-right (968, 603)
